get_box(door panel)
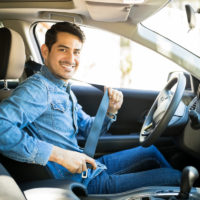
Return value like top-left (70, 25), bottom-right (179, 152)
top-left (72, 85), bottom-right (158, 134)
top-left (72, 85), bottom-right (159, 154)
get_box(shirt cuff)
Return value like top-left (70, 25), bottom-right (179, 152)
top-left (104, 114), bottom-right (116, 130)
top-left (34, 140), bottom-right (53, 166)
top-left (105, 114), bottom-right (117, 122)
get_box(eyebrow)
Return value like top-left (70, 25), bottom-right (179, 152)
top-left (57, 45), bottom-right (81, 51)
top-left (57, 45), bottom-right (69, 49)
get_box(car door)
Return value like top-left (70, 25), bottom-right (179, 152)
top-left (73, 76), bottom-right (194, 159)
top-left (73, 85), bottom-right (158, 157)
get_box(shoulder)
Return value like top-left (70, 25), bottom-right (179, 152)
top-left (18, 72), bottom-right (53, 91)
top-left (13, 73), bottom-right (49, 98)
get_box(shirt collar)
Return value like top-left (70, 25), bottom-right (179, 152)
top-left (41, 65), bottom-right (71, 90)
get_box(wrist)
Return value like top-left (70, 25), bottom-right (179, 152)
top-left (107, 111), bottom-right (118, 118)
top-left (49, 146), bottom-right (64, 164)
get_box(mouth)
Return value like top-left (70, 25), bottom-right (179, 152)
top-left (60, 63), bottom-right (76, 72)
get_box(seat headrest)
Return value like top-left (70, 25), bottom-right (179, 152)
top-left (0, 27), bottom-right (25, 80)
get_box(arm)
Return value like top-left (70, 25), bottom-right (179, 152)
top-left (49, 146), bottom-right (97, 174)
top-left (76, 87), bottom-right (123, 138)
top-left (56, 88), bottom-right (123, 173)
top-left (0, 77), bottom-right (53, 165)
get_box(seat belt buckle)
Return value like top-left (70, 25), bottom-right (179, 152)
top-left (82, 163), bottom-right (93, 178)
top-left (82, 169), bottom-right (88, 179)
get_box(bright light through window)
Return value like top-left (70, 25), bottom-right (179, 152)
top-left (35, 22), bottom-right (184, 91)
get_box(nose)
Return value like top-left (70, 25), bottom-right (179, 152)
top-left (66, 51), bottom-right (76, 65)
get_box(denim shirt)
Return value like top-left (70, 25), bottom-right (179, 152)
top-left (0, 65), bottom-right (115, 186)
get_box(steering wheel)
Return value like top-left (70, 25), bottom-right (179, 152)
top-left (139, 73), bottom-right (186, 147)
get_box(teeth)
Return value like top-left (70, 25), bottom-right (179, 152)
top-left (62, 64), bottom-right (74, 68)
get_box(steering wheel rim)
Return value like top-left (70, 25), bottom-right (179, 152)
top-left (139, 73), bottom-right (186, 147)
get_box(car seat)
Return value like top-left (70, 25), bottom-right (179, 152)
top-left (0, 27), bottom-right (53, 184)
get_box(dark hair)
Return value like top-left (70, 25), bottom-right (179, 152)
top-left (45, 22), bottom-right (85, 51)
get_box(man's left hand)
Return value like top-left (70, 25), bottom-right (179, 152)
top-left (106, 87), bottom-right (123, 115)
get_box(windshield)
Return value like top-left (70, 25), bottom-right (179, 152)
top-left (142, 0), bottom-right (200, 57)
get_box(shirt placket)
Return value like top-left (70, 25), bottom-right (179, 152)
top-left (66, 84), bottom-right (78, 134)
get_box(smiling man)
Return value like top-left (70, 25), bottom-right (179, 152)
top-left (0, 22), bottom-right (181, 194)
top-left (41, 32), bottom-right (82, 80)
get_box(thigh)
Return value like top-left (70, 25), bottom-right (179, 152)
top-left (87, 168), bottom-right (181, 194)
top-left (97, 145), bottom-right (171, 175)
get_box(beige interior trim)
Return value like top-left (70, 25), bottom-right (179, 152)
top-left (6, 28), bottom-right (25, 79)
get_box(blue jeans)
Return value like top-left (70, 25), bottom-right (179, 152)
top-left (87, 145), bottom-right (181, 194)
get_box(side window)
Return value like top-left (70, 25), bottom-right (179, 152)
top-left (35, 22), bottom-right (184, 91)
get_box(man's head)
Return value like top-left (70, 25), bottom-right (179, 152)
top-left (41, 22), bottom-right (85, 82)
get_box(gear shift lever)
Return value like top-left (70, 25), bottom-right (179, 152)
top-left (177, 166), bottom-right (199, 199)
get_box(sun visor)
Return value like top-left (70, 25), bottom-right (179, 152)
top-left (84, 0), bottom-right (144, 22)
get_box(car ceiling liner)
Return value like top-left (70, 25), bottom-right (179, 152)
top-left (83, 0), bottom-right (144, 22)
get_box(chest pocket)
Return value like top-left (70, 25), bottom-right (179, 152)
top-left (50, 100), bottom-right (74, 132)
top-left (51, 101), bottom-right (69, 112)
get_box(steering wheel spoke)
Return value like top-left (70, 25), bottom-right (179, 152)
top-left (139, 73), bottom-right (186, 147)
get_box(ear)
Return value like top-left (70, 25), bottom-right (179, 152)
top-left (41, 44), bottom-right (49, 61)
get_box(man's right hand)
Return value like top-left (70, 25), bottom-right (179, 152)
top-left (49, 146), bottom-right (97, 174)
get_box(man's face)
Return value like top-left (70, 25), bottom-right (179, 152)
top-left (41, 32), bottom-right (82, 82)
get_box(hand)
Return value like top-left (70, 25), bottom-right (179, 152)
top-left (106, 87), bottom-right (123, 115)
top-left (49, 146), bottom-right (97, 174)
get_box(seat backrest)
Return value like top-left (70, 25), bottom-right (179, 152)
top-left (0, 27), bottom-right (25, 101)
top-left (0, 27), bottom-right (53, 184)
top-left (25, 60), bottom-right (42, 77)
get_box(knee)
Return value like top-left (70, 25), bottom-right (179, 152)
top-left (144, 145), bottom-right (161, 157)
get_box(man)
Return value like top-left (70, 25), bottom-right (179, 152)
top-left (0, 22), bottom-right (181, 194)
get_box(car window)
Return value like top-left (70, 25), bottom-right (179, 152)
top-left (35, 22), bottom-right (184, 91)
top-left (142, 0), bottom-right (200, 57)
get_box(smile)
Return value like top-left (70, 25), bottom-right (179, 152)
top-left (60, 64), bottom-right (75, 72)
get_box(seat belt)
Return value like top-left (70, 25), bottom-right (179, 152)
top-left (83, 89), bottom-right (109, 158)
top-left (71, 78), bottom-right (110, 178)
top-left (72, 79), bottom-right (109, 156)
top-left (82, 89), bottom-right (109, 178)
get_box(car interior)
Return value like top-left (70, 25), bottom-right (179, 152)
top-left (1, 0), bottom-right (200, 199)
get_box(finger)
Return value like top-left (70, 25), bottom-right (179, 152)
top-left (76, 162), bottom-right (83, 174)
top-left (104, 86), bottom-right (107, 93)
top-left (113, 90), bottom-right (121, 104)
top-left (114, 91), bottom-right (122, 103)
top-left (117, 91), bottom-right (123, 102)
top-left (82, 161), bottom-right (87, 173)
top-left (113, 90), bottom-right (118, 102)
top-left (120, 91), bottom-right (123, 99)
top-left (85, 155), bottom-right (97, 170)
top-left (104, 86), bottom-right (110, 94)
top-left (108, 87), bottom-right (113, 99)
top-left (115, 93), bottom-right (120, 102)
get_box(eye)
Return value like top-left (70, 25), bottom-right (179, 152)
top-left (74, 51), bottom-right (80, 56)
top-left (58, 48), bottom-right (67, 52)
